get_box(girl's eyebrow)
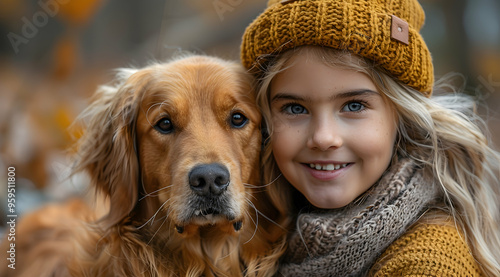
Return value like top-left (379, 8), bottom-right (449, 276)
top-left (332, 89), bottom-right (379, 101)
top-left (271, 93), bottom-right (305, 103)
top-left (271, 89), bottom-right (379, 103)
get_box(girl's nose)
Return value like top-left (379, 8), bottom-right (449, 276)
top-left (307, 117), bottom-right (343, 151)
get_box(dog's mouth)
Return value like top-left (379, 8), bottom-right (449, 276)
top-left (194, 208), bottom-right (221, 217)
top-left (188, 205), bottom-right (236, 224)
top-left (174, 197), bottom-right (241, 234)
top-left (175, 207), bottom-right (243, 234)
top-left (190, 207), bottom-right (227, 223)
top-left (175, 220), bottom-right (243, 234)
top-left (180, 192), bottom-right (239, 223)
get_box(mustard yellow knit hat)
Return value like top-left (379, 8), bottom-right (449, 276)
top-left (241, 0), bottom-right (434, 96)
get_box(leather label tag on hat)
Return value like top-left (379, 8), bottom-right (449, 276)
top-left (391, 15), bottom-right (409, 45)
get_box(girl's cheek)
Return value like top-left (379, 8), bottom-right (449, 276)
top-left (272, 121), bottom-right (302, 149)
top-left (357, 122), bottom-right (397, 157)
top-left (272, 114), bottom-right (291, 133)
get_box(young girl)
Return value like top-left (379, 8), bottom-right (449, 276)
top-left (241, 0), bottom-right (500, 276)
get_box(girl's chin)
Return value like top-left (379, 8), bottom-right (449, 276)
top-left (304, 191), bottom-right (354, 210)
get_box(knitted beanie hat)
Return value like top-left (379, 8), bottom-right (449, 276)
top-left (241, 0), bottom-right (434, 96)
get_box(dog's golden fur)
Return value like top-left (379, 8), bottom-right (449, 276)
top-left (1, 55), bottom-right (285, 277)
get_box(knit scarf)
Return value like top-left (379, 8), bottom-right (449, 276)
top-left (278, 159), bottom-right (440, 277)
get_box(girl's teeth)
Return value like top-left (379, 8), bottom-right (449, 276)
top-left (309, 163), bottom-right (348, 171)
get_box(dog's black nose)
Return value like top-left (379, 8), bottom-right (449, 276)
top-left (189, 163), bottom-right (230, 196)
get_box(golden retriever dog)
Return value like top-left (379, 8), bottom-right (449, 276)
top-left (1, 55), bottom-right (285, 277)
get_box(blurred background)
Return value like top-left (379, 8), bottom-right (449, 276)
top-left (0, 0), bottom-right (499, 232)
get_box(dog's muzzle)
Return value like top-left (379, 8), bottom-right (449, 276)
top-left (182, 163), bottom-right (238, 225)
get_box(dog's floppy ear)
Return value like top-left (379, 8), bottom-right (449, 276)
top-left (73, 69), bottom-right (144, 227)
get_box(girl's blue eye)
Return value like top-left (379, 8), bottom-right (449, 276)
top-left (284, 104), bottom-right (307, 114)
top-left (343, 102), bottom-right (365, 112)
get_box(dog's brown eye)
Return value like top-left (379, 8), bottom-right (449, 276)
top-left (230, 112), bottom-right (248, 128)
top-left (154, 118), bottom-right (174, 134)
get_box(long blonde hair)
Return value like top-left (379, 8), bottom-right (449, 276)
top-left (256, 46), bottom-right (500, 276)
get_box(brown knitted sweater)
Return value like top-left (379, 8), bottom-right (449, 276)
top-left (369, 221), bottom-right (483, 276)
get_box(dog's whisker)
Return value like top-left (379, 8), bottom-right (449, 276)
top-left (147, 211), bottom-right (170, 245)
top-left (145, 102), bottom-right (164, 127)
top-left (243, 184), bottom-right (267, 193)
top-left (246, 199), bottom-right (287, 231)
top-left (242, 183), bottom-right (259, 188)
top-left (137, 199), bottom-right (172, 229)
top-left (159, 99), bottom-right (170, 111)
top-left (245, 200), bottom-right (258, 228)
top-left (140, 190), bottom-right (171, 201)
top-left (245, 189), bottom-right (265, 194)
top-left (265, 173), bottom-right (282, 187)
top-left (242, 200), bottom-right (259, 245)
top-left (243, 207), bottom-right (257, 232)
top-left (153, 171), bottom-right (173, 177)
top-left (151, 212), bottom-right (169, 225)
top-left (243, 174), bottom-right (282, 189)
top-left (244, 191), bottom-right (258, 202)
top-left (139, 185), bottom-right (174, 201)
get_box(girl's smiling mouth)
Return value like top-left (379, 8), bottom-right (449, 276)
top-left (307, 163), bottom-right (350, 171)
top-left (301, 162), bottom-right (353, 181)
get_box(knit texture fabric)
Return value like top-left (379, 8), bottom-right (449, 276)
top-left (278, 159), bottom-right (440, 276)
top-left (241, 0), bottom-right (434, 96)
top-left (370, 222), bottom-right (484, 276)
